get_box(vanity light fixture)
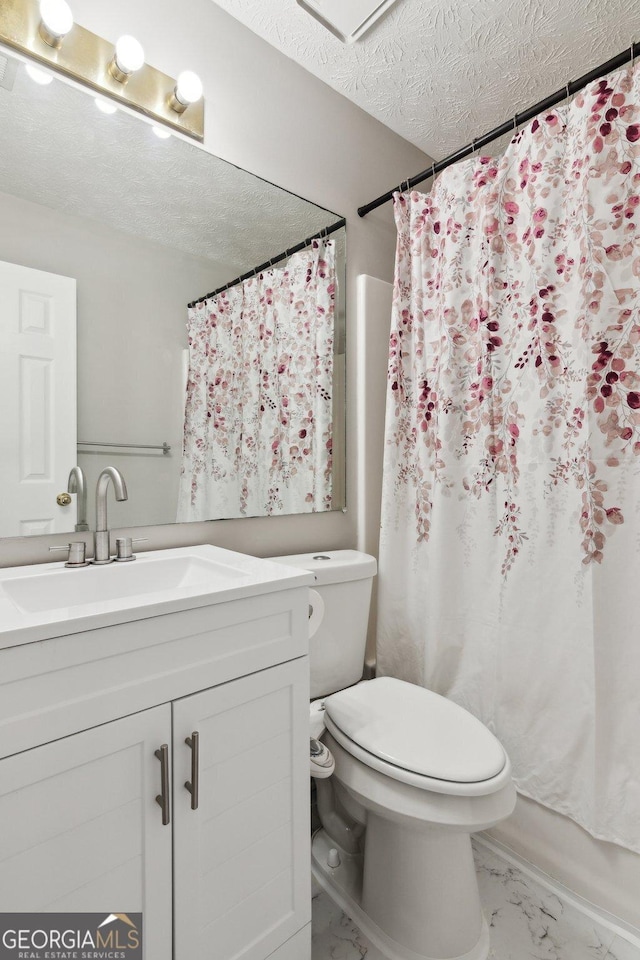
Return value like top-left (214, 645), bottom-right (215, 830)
top-left (108, 35), bottom-right (144, 84)
top-left (38, 0), bottom-right (73, 48)
top-left (25, 61), bottom-right (52, 84)
top-left (169, 70), bottom-right (203, 114)
top-left (0, 0), bottom-right (204, 140)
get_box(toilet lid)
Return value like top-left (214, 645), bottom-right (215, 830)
top-left (324, 677), bottom-right (506, 783)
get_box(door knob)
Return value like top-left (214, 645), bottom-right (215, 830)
top-left (56, 492), bottom-right (72, 506)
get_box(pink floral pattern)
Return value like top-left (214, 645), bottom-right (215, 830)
top-left (386, 68), bottom-right (640, 571)
top-left (177, 239), bottom-right (335, 520)
top-left (377, 64), bottom-right (640, 855)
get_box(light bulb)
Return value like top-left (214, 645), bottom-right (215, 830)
top-left (152, 126), bottom-right (171, 139)
top-left (175, 71), bottom-right (203, 104)
top-left (39, 0), bottom-right (73, 46)
top-left (115, 35), bottom-right (144, 73)
top-left (95, 97), bottom-right (117, 115)
top-left (25, 63), bottom-right (54, 85)
top-left (109, 35), bottom-right (145, 83)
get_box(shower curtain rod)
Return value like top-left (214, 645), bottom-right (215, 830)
top-left (358, 40), bottom-right (640, 218)
top-left (188, 217), bottom-right (346, 308)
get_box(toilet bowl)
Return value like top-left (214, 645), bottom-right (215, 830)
top-left (268, 551), bottom-right (516, 960)
top-left (312, 678), bottom-right (516, 960)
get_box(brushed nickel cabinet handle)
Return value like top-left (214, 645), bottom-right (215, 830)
top-left (155, 744), bottom-right (170, 825)
top-left (185, 731), bottom-right (199, 810)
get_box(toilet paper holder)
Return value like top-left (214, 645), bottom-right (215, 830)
top-left (308, 588), bottom-right (325, 639)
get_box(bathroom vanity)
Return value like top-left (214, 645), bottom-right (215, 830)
top-left (0, 545), bottom-right (313, 960)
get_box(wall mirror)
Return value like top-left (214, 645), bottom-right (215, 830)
top-left (0, 49), bottom-right (346, 539)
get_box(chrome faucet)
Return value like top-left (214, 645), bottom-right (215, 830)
top-left (92, 466), bottom-right (128, 564)
top-left (67, 466), bottom-right (89, 532)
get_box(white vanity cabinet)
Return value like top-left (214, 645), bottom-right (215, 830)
top-left (0, 705), bottom-right (174, 959)
top-left (0, 547), bottom-right (313, 960)
top-left (173, 659), bottom-right (310, 960)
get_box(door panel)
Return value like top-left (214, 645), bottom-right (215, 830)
top-left (173, 659), bottom-right (310, 960)
top-left (0, 706), bottom-right (172, 960)
top-left (0, 260), bottom-right (76, 535)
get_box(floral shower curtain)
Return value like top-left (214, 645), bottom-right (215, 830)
top-left (177, 239), bottom-right (335, 520)
top-left (377, 64), bottom-right (640, 852)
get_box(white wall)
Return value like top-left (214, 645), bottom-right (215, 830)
top-left (356, 276), bottom-right (393, 672)
top-left (0, 0), bottom-right (429, 567)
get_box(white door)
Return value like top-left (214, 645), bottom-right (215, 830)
top-left (0, 260), bottom-right (76, 536)
top-left (0, 706), bottom-right (173, 960)
top-left (173, 660), bottom-right (311, 960)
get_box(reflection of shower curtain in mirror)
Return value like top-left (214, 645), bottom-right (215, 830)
top-left (377, 64), bottom-right (640, 853)
top-left (177, 239), bottom-right (335, 520)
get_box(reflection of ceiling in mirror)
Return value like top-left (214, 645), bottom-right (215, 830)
top-left (0, 55), bottom-right (341, 280)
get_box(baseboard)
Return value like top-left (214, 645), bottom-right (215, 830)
top-left (475, 833), bottom-right (640, 949)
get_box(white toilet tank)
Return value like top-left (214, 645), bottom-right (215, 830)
top-left (269, 550), bottom-right (377, 698)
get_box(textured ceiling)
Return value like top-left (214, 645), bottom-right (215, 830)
top-left (211, 0), bottom-right (640, 159)
top-left (0, 54), bottom-right (340, 278)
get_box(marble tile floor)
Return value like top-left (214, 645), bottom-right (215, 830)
top-left (311, 839), bottom-right (640, 960)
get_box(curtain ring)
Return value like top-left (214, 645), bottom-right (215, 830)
top-left (431, 162), bottom-right (436, 181)
top-left (631, 43), bottom-right (636, 69)
top-left (401, 177), bottom-right (410, 193)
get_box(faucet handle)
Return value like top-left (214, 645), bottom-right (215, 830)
top-left (49, 542), bottom-right (89, 568)
top-left (115, 537), bottom-right (148, 562)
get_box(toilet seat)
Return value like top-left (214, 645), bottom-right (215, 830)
top-left (324, 678), bottom-right (510, 798)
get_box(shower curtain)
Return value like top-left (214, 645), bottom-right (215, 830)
top-left (177, 239), bottom-right (335, 520)
top-left (377, 64), bottom-right (640, 852)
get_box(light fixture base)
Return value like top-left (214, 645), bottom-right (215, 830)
top-left (37, 20), bottom-right (62, 48)
top-left (168, 90), bottom-right (187, 114)
top-left (107, 57), bottom-right (130, 85)
top-left (0, 0), bottom-right (204, 141)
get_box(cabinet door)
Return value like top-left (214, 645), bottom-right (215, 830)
top-left (0, 706), bottom-right (173, 960)
top-left (173, 658), bottom-right (311, 960)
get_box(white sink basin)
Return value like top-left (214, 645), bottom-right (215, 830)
top-left (0, 545), bottom-right (312, 648)
top-left (3, 555), bottom-right (248, 614)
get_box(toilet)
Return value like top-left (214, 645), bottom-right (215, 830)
top-left (270, 550), bottom-right (516, 960)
